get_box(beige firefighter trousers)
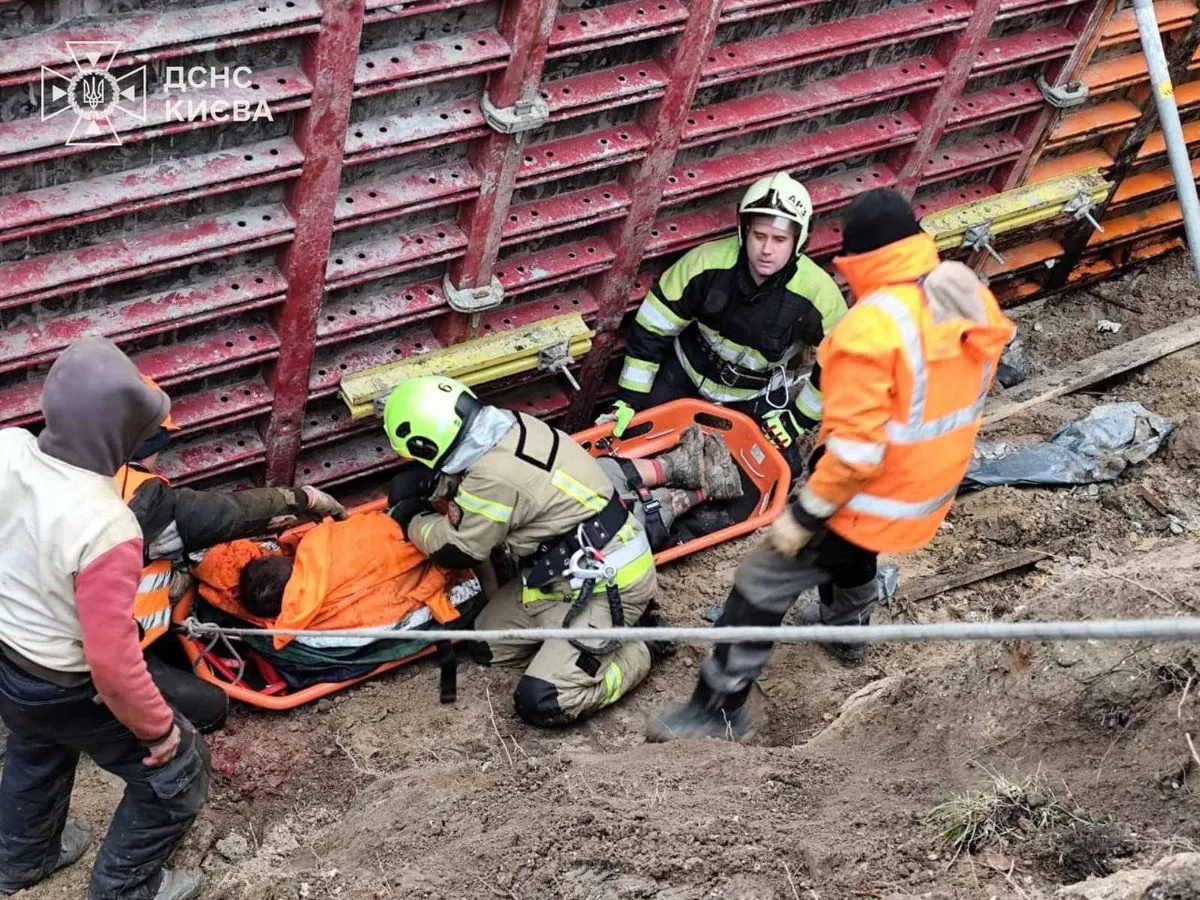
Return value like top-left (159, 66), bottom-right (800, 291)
top-left (475, 566), bottom-right (657, 727)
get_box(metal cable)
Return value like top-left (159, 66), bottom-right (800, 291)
top-left (180, 616), bottom-right (1200, 646)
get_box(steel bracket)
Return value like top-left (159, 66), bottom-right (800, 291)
top-left (962, 221), bottom-right (1005, 265)
top-left (538, 340), bottom-right (582, 391)
top-left (1062, 189), bottom-right (1106, 233)
top-left (480, 91), bottom-right (550, 136)
top-left (1036, 74), bottom-right (1089, 110)
top-left (442, 274), bottom-right (504, 314)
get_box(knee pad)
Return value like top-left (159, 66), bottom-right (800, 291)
top-left (468, 640), bottom-right (494, 666)
top-left (512, 676), bottom-right (569, 729)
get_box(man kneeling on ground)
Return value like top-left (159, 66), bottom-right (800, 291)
top-left (381, 374), bottom-right (672, 728)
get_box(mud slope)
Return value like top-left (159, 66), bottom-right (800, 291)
top-left (10, 248), bottom-right (1200, 900)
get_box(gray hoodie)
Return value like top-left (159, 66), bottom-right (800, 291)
top-left (38, 336), bottom-right (170, 477)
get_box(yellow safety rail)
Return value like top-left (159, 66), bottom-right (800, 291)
top-left (921, 170), bottom-right (1113, 253)
top-left (339, 312), bottom-right (593, 420)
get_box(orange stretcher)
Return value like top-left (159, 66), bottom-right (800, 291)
top-left (172, 398), bottom-right (791, 710)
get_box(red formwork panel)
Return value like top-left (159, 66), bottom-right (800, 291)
top-left (0, 1), bottom-right (323, 89)
top-left (0, 0), bottom-right (1122, 492)
top-left (0, 66), bottom-right (314, 171)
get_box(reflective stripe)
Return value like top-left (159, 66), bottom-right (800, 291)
top-left (601, 662), bottom-right (625, 706)
top-left (618, 356), bottom-right (659, 393)
top-left (827, 436), bottom-right (885, 466)
top-left (866, 291), bottom-right (994, 445)
top-left (886, 361), bottom-right (993, 444)
top-left (521, 526), bottom-right (655, 605)
top-left (696, 323), bottom-right (772, 372)
top-left (138, 567), bottom-right (173, 593)
top-left (795, 376), bottom-right (822, 420)
top-left (845, 485), bottom-right (957, 520)
top-left (635, 293), bottom-right (689, 337)
top-left (455, 488), bottom-right (513, 524)
top-left (420, 521), bottom-right (435, 543)
top-left (136, 607), bottom-right (171, 635)
top-left (675, 344), bottom-right (763, 402)
top-left (551, 470), bottom-right (608, 513)
top-left (865, 292), bottom-right (927, 425)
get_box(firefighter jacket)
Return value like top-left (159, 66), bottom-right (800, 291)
top-left (407, 412), bottom-right (656, 605)
top-left (802, 233), bottom-right (1015, 554)
top-left (617, 235), bottom-right (847, 425)
top-left (114, 464), bottom-right (321, 646)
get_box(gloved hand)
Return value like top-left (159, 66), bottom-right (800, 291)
top-left (388, 467), bottom-right (437, 506)
top-left (765, 490), bottom-right (830, 557)
top-left (301, 485), bottom-right (347, 520)
top-left (389, 496), bottom-right (432, 532)
top-left (761, 408), bottom-right (806, 449)
top-left (595, 400), bottom-right (636, 438)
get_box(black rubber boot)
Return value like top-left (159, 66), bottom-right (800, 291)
top-left (637, 603), bottom-right (677, 664)
top-left (0, 820), bottom-right (91, 897)
top-left (645, 679), bottom-right (751, 743)
top-left (153, 869), bottom-right (203, 900)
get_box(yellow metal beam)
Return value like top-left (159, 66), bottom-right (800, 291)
top-left (339, 312), bottom-right (593, 419)
top-left (921, 170), bottom-right (1112, 252)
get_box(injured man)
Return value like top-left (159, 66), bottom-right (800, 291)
top-left (597, 424), bottom-right (744, 551)
top-left (191, 510), bottom-right (477, 651)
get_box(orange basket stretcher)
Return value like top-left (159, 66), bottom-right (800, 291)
top-left (172, 398), bottom-right (791, 710)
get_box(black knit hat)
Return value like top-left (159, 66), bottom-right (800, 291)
top-left (841, 188), bottom-right (922, 255)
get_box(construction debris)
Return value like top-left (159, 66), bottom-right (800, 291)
top-left (964, 403), bottom-right (1174, 490)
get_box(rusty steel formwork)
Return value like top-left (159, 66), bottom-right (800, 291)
top-left (0, 0), bottom-right (1183, 501)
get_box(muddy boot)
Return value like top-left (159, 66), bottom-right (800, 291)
top-left (645, 680), bottom-right (750, 743)
top-left (655, 425), bottom-right (705, 489)
top-left (153, 869), bottom-right (203, 900)
top-left (701, 432), bottom-right (743, 501)
top-left (0, 820), bottom-right (91, 897)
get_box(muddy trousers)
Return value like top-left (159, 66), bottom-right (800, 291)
top-left (474, 572), bottom-right (657, 727)
top-left (0, 656), bottom-right (209, 900)
top-left (699, 533), bottom-right (879, 698)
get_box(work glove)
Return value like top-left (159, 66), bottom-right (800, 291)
top-left (389, 496), bottom-right (433, 533)
top-left (301, 485), bottom-right (348, 520)
top-left (765, 490), bottom-right (830, 557)
top-left (595, 400), bottom-right (636, 438)
top-left (388, 466), bottom-right (437, 506)
top-left (761, 408), bottom-right (809, 450)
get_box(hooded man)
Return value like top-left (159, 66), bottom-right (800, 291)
top-left (646, 188), bottom-right (1016, 742)
top-left (0, 337), bottom-right (207, 900)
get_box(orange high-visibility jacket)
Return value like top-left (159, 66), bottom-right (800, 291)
top-left (804, 233), bottom-right (1015, 554)
top-left (193, 511), bottom-right (461, 650)
top-left (114, 464), bottom-right (175, 647)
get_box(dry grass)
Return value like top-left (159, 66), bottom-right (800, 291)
top-left (925, 768), bottom-right (1103, 861)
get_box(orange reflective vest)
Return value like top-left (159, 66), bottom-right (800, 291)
top-left (806, 233), bottom-right (1015, 554)
top-left (114, 464), bottom-right (174, 648)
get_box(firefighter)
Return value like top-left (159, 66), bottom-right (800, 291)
top-left (382, 374), bottom-right (667, 728)
top-left (646, 188), bottom-right (1016, 742)
top-left (597, 171), bottom-right (848, 473)
top-left (115, 377), bottom-right (347, 734)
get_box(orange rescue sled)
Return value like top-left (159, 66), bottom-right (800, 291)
top-left (173, 398), bottom-right (791, 709)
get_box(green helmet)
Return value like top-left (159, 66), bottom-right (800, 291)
top-left (382, 375), bottom-right (481, 469)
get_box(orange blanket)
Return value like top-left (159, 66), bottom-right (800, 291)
top-left (193, 511), bottom-right (461, 650)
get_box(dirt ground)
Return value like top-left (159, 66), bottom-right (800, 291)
top-left (11, 250), bottom-right (1200, 900)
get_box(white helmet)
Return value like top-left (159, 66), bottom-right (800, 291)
top-left (737, 172), bottom-right (813, 256)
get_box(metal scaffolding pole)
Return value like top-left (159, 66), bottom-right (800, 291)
top-left (1133, 0), bottom-right (1200, 285)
